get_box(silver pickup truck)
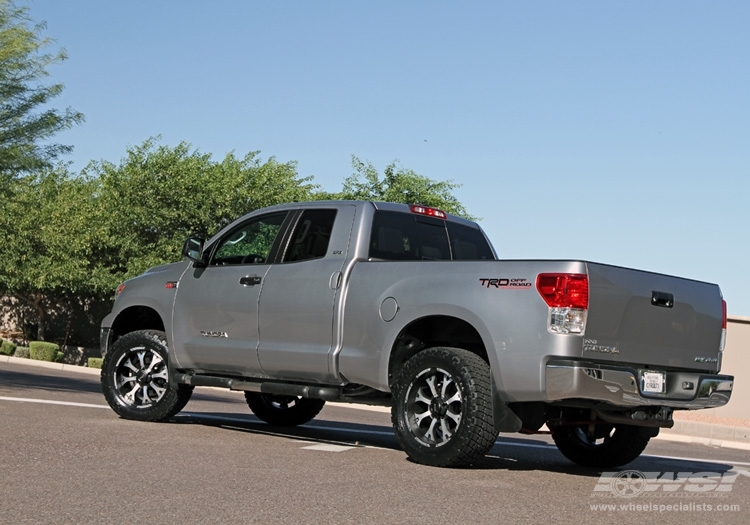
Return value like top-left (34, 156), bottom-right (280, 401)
top-left (100, 200), bottom-right (733, 468)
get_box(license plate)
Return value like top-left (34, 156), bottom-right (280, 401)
top-left (641, 371), bottom-right (666, 394)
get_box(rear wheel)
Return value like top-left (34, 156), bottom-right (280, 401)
top-left (101, 330), bottom-right (193, 421)
top-left (551, 423), bottom-right (651, 468)
top-left (244, 393), bottom-right (325, 426)
top-left (391, 347), bottom-right (497, 467)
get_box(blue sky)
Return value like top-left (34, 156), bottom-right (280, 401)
top-left (26, 1), bottom-right (749, 316)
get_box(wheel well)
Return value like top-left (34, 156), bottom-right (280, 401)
top-left (388, 315), bottom-right (488, 388)
top-left (110, 306), bottom-right (165, 342)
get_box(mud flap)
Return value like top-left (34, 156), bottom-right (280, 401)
top-left (492, 375), bottom-right (522, 432)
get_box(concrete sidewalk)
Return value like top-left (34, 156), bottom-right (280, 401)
top-left (660, 411), bottom-right (750, 451)
top-left (3, 354), bottom-right (749, 451)
top-left (1, 354), bottom-right (101, 376)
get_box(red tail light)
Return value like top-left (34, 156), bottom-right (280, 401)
top-left (536, 273), bottom-right (589, 309)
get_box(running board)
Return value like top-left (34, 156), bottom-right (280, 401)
top-left (172, 372), bottom-right (342, 401)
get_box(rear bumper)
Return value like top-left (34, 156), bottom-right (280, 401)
top-left (545, 359), bottom-right (733, 409)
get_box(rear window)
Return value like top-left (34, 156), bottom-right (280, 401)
top-left (368, 211), bottom-right (493, 261)
top-left (283, 209), bottom-right (337, 262)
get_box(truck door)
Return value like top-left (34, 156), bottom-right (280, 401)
top-left (172, 211), bottom-right (290, 374)
top-left (257, 205), bottom-right (356, 382)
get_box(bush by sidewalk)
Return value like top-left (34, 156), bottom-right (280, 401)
top-left (0, 339), bottom-right (17, 356)
top-left (29, 341), bottom-right (63, 363)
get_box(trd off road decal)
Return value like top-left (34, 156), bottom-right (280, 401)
top-left (479, 278), bottom-right (532, 289)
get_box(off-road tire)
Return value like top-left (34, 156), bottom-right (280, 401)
top-left (244, 393), bottom-right (325, 426)
top-left (101, 330), bottom-right (193, 421)
top-left (391, 347), bottom-right (498, 467)
top-left (551, 423), bottom-right (651, 468)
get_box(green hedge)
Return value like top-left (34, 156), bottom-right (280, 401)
top-left (14, 346), bottom-right (30, 359)
top-left (0, 339), bottom-right (17, 356)
top-left (29, 341), bottom-right (62, 362)
top-left (87, 357), bottom-right (103, 369)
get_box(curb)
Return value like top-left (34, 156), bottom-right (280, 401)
top-left (657, 420), bottom-right (750, 451)
top-left (2, 355), bottom-right (749, 450)
top-left (1, 355), bottom-right (101, 376)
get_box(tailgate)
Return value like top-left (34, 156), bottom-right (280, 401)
top-left (584, 263), bottom-right (724, 372)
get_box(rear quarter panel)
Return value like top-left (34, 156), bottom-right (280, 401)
top-left (337, 259), bottom-right (588, 401)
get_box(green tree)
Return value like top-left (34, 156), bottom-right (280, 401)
top-left (1, 138), bottom-right (318, 342)
top-left (0, 0), bottom-right (83, 187)
top-left (88, 137), bottom-right (318, 284)
top-left (0, 136), bottom-right (475, 343)
top-left (0, 165), bottom-right (103, 340)
top-left (331, 155), bottom-right (475, 220)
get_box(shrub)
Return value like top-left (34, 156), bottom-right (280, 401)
top-left (29, 341), bottom-right (61, 362)
top-left (87, 357), bottom-right (103, 369)
top-left (14, 346), bottom-right (30, 359)
top-left (0, 339), bottom-right (17, 356)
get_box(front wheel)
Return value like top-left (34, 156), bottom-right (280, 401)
top-left (101, 330), bottom-right (193, 421)
top-left (551, 423), bottom-right (651, 468)
top-left (391, 347), bottom-right (497, 467)
top-left (244, 393), bottom-right (325, 426)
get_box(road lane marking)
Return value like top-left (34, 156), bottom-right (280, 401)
top-left (4, 398), bottom-right (749, 467)
top-left (642, 453), bottom-right (750, 467)
top-left (327, 401), bottom-right (390, 413)
top-left (185, 411), bottom-right (557, 447)
top-left (496, 441), bottom-right (555, 449)
top-left (182, 412), bottom-right (396, 437)
top-left (0, 395), bottom-right (109, 409)
top-left (302, 444), bottom-right (356, 452)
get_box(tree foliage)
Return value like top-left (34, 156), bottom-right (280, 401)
top-left (86, 137), bottom-right (319, 285)
top-left (0, 138), bottom-right (319, 342)
top-left (0, 135), bottom-right (473, 344)
top-left (331, 155), bottom-right (475, 220)
top-left (0, 166), bottom-right (102, 339)
top-left (0, 0), bottom-right (83, 187)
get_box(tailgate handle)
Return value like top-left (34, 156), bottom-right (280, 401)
top-left (651, 291), bottom-right (674, 308)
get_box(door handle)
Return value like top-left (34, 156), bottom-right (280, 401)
top-left (239, 275), bottom-right (262, 286)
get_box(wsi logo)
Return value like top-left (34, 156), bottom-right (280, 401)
top-left (592, 470), bottom-right (749, 498)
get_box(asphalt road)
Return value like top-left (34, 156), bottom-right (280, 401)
top-left (1, 361), bottom-right (748, 525)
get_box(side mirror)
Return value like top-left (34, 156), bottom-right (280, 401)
top-left (182, 236), bottom-right (206, 266)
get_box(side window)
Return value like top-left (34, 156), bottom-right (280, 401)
top-left (446, 222), bottom-right (494, 260)
top-left (283, 209), bottom-right (337, 262)
top-left (369, 211), bottom-right (419, 260)
top-left (369, 210), bottom-right (494, 261)
top-left (209, 212), bottom-right (287, 266)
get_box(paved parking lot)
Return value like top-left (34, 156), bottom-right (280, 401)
top-left (1, 360), bottom-right (748, 524)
